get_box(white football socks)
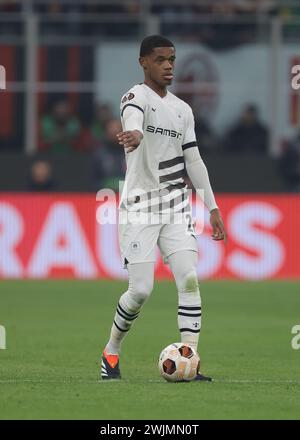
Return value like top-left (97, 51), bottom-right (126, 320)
top-left (105, 290), bottom-right (141, 355)
top-left (105, 262), bottom-right (155, 355)
top-left (168, 250), bottom-right (201, 352)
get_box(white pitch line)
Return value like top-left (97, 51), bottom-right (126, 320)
top-left (214, 379), bottom-right (300, 384)
top-left (0, 379), bottom-right (299, 385)
top-left (0, 379), bottom-right (100, 384)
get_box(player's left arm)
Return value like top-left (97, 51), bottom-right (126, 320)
top-left (182, 107), bottom-right (227, 242)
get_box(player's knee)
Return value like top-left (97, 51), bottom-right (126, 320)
top-left (130, 278), bottom-right (153, 305)
top-left (179, 269), bottom-right (199, 295)
top-left (185, 271), bottom-right (199, 293)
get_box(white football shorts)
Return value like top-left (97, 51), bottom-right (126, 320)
top-left (118, 212), bottom-right (198, 268)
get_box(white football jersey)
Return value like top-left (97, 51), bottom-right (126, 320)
top-left (119, 83), bottom-right (197, 216)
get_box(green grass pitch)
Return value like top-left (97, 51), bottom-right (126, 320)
top-left (0, 279), bottom-right (300, 420)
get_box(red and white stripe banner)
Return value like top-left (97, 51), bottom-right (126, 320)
top-left (0, 193), bottom-right (299, 280)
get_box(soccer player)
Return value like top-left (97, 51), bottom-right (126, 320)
top-left (101, 35), bottom-right (226, 381)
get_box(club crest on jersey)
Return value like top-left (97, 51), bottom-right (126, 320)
top-left (121, 92), bottom-right (135, 104)
top-left (146, 125), bottom-right (182, 139)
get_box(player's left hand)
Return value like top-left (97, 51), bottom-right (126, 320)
top-left (116, 130), bottom-right (143, 153)
top-left (210, 208), bottom-right (227, 243)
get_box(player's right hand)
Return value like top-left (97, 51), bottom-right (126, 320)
top-left (116, 130), bottom-right (143, 153)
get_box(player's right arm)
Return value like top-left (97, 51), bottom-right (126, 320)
top-left (117, 89), bottom-right (145, 153)
top-left (117, 129), bottom-right (143, 153)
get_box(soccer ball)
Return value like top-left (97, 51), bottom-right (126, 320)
top-left (158, 342), bottom-right (200, 382)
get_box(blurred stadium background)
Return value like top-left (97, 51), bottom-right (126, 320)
top-left (0, 0), bottom-right (300, 280)
top-left (1, 0), bottom-right (300, 420)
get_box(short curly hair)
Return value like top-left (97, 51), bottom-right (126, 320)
top-left (140, 35), bottom-right (174, 57)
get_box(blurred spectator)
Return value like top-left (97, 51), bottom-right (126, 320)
top-left (0, 0), bottom-right (21, 12)
top-left (0, 0), bottom-right (278, 41)
top-left (90, 103), bottom-right (114, 145)
top-left (79, 102), bottom-right (114, 151)
top-left (120, 0), bottom-right (141, 36)
top-left (205, 1), bottom-right (255, 49)
top-left (279, 2), bottom-right (300, 18)
top-left (92, 119), bottom-right (126, 191)
top-left (211, 0), bottom-right (277, 16)
top-left (81, 0), bottom-right (139, 36)
top-left (195, 115), bottom-right (220, 151)
top-left (37, 1), bottom-right (83, 35)
top-left (27, 159), bottom-right (56, 191)
top-left (162, 0), bottom-right (278, 49)
top-left (224, 104), bottom-right (269, 154)
top-left (157, 4), bottom-right (193, 36)
top-left (39, 99), bottom-right (82, 153)
top-left (84, 0), bottom-right (123, 14)
top-left (0, 0), bottom-right (22, 35)
top-left (38, 1), bottom-right (65, 35)
top-left (279, 1), bottom-right (300, 38)
top-left (279, 133), bottom-right (300, 191)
